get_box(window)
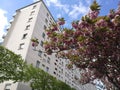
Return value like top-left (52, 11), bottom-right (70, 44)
top-left (53, 71), bottom-right (56, 75)
top-left (55, 68), bottom-right (57, 71)
top-left (42, 32), bottom-right (45, 38)
top-left (59, 75), bottom-right (60, 77)
top-left (45, 19), bottom-right (48, 24)
top-left (44, 25), bottom-right (47, 30)
top-left (49, 20), bottom-right (52, 24)
top-left (46, 67), bottom-right (49, 72)
top-left (19, 43), bottom-right (25, 49)
top-left (30, 11), bottom-right (35, 16)
top-left (61, 70), bottom-right (63, 74)
top-left (38, 50), bottom-right (42, 57)
top-left (42, 64), bottom-right (45, 67)
top-left (47, 60), bottom-right (50, 64)
top-left (55, 54), bottom-right (57, 57)
top-left (61, 62), bottom-right (64, 66)
top-left (54, 62), bottom-right (57, 65)
top-left (48, 57), bottom-right (50, 60)
top-left (22, 33), bottom-right (27, 39)
top-left (36, 60), bottom-right (40, 68)
top-left (47, 57), bottom-right (50, 64)
top-left (5, 83), bottom-right (11, 90)
top-left (32, 5), bottom-right (36, 9)
top-left (50, 20), bottom-right (52, 23)
top-left (47, 13), bottom-right (49, 17)
top-left (50, 17), bottom-right (52, 20)
top-left (44, 54), bottom-right (47, 57)
top-left (25, 25), bottom-right (30, 30)
top-left (28, 17), bottom-right (33, 22)
top-left (40, 40), bottom-right (43, 47)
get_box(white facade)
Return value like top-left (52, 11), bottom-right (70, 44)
top-left (1, 1), bottom-right (97, 90)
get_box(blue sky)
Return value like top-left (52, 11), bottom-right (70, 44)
top-left (0, 0), bottom-right (119, 42)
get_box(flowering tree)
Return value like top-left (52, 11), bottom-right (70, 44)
top-left (31, 0), bottom-right (120, 89)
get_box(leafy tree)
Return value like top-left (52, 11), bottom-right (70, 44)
top-left (56, 80), bottom-right (76, 90)
top-left (31, 0), bottom-right (120, 89)
top-left (0, 46), bottom-right (27, 83)
top-left (25, 65), bottom-right (56, 90)
top-left (0, 46), bottom-right (75, 90)
top-left (25, 65), bottom-right (75, 90)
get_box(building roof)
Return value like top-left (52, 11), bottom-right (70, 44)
top-left (16, 0), bottom-right (56, 22)
top-left (16, 0), bottom-right (41, 11)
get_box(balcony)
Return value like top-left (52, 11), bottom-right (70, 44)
top-left (6, 25), bottom-right (11, 31)
top-left (9, 19), bottom-right (14, 24)
top-left (13, 12), bottom-right (16, 17)
top-left (2, 34), bottom-right (6, 39)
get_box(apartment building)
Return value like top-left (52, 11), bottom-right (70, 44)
top-left (1, 0), bottom-right (96, 90)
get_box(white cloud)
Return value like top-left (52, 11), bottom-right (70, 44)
top-left (68, 2), bottom-right (89, 19)
top-left (44, 0), bottom-right (69, 13)
top-left (45, 0), bottom-right (58, 6)
top-left (0, 9), bottom-right (8, 42)
top-left (56, 14), bottom-right (62, 18)
top-left (33, 0), bottom-right (40, 2)
top-left (39, 0), bottom-right (98, 20)
top-left (85, 0), bottom-right (92, 5)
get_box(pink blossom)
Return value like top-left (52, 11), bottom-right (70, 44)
top-left (95, 19), bottom-right (107, 27)
top-left (88, 10), bottom-right (99, 19)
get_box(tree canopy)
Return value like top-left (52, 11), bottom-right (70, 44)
top-left (0, 46), bottom-right (27, 83)
top-left (31, 1), bottom-right (120, 90)
top-left (0, 46), bottom-right (75, 90)
top-left (26, 65), bottom-right (75, 90)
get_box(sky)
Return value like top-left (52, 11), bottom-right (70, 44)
top-left (0, 0), bottom-right (119, 89)
top-left (0, 0), bottom-right (119, 42)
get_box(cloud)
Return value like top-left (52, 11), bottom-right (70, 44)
top-left (68, 2), bottom-right (89, 19)
top-left (44, 0), bottom-right (69, 13)
top-left (85, 0), bottom-right (92, 5)
top-left (56, 14), bottom-right (62, 18)
top-left (0, 9), bottom-right (8, 42)
top-left (33, 0), bottom-right (40, 2)
top-left (34, 0), bottom-right (98, 20)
